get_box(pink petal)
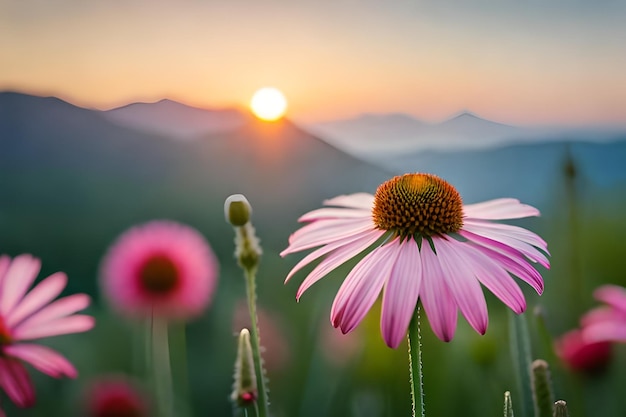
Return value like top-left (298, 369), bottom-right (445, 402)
top-left (281, 218), bottom-right (374, 256)
top-left (463, 198), bottom-right (540, 220)
top-left (581, 306), bottom-right (623, 327)
top-left (463, 219), bottom-right (549, 253)
top-left (6, 272), bottom-right (68, 328)
top-left (0, 255), bottom-right (11, 288)
top-left (331, 239), bottom-right (400, 334)
top-left (450, 241), bottom-right (526, 313)
top-left (380, 239), bottom-right (422, 348)
top-left (0, 255), bottom-right (41, 317)
top-left (583, 320), bottom-right (626, 343)
top-left (13, 294), bottom-right (91, 335)
top-left (461, 222), bottom-right (550, 268)
top-left (418, 243), bottom-right (458, 342)
top-left (299, 208), bottom-right (371, 222)
top-left (433, 237), bottom-right (488, 335)
top-left (4, 344), bottom-right (77, 379)
top-left (13, 315), bottom-right (95, 341)
top-left (323, 193), bottom-right (375, 209)
top-left (285, 229), bottom-right (377, 284)
top-left (297, 230), bottom-right (385, 299)
top-left (0, 357), bottom-right (35, 408)
top-left (461, 230), bottom-right (544, 294)
top-left (593, 285), bottom-right (626, 314)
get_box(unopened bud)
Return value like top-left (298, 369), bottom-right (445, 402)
top-left (225, 194), bottom-right (252, 226)
top-left (553, 400), bottom-right (569, 417)
top-left (531, 359), bottom-right (554, 417)
top-left (503, 391), bottom-right (514, 417)
top-left (231, 328), bottom-right (257, 406)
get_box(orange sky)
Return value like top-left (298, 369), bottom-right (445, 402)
top-left (1, 1), bottom-right (625, 126)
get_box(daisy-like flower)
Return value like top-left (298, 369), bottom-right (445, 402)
top-left (282, 173), bottom-right (549, 348)
top-left (100, 221), bottom-right (219, 320)
top-left (0, 254), bottom-right (94, 408)
top-left (582, 285), bottom-right (626, 343)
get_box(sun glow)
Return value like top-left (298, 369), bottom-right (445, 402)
top-left (250, 87), bottom-right (288, 121)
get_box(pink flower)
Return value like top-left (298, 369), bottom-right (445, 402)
top-left (554, 329), bottom-right (612, 373)
top-left (582, 285), bottom-right (626, 343)
top-left (100, 221), bottom-right (219, 320)
top-left (84, 375), bottom-right (149, 417)
top-left (282, 173), bottom-right (549, 348)
top-left (0, 254), bottom-right (94, 408)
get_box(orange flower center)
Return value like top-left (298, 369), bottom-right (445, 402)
top-left (372, 173), bottom-right (463, 238)
top-left (138, 255), bottom-right (180, 295)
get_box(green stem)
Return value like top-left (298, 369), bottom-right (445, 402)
top-left (408, 304), bottom-right (425, 417)
top-left (152, 317), bottom-right (174, 417)
top-left (244, 267), bottom-right (270, 417)
top-left (508, 310), bottom-right (534, 417)
top-left (170, 322), bottom-right (191, 417)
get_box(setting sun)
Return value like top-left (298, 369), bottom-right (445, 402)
top-left (250, 87), bottom-right (288, 121)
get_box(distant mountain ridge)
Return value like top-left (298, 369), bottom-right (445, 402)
top-left (302, 111), bottom-right (626, 158)
top-left (0, 91), bottom-right (392, 295)
top-left (103, 99), bottom-right (251, 139)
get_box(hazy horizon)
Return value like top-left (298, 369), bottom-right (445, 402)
top-left (5, 89), bottom-right (626, 131)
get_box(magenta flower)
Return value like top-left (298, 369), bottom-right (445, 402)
top-left (0, 254), bottom-right (94, 408)
top-left (554, 329), bottom-right (612, 373)
top-left (84, 375), bottom-right (149, 417)
top-left (582, 285), bottom-right (626, 343)
top-left (100, 220), bottom-right (219, 320)
top-left (282, 173), bottom-right (549, 348)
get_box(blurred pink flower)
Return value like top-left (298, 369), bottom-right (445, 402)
top-left (0, 254), bottom-right (94, 408)
top-left (282, 173), bottom-right (549, 348)
top-left (583, 285), bottom-right (626, 343)
top-left (554, 329), bottom-right (612, 373)
top-left (100, 221), bottom-right (218, 320)
top-left (84, 375), bottom-right (149, 417)
top-left (319, 321), bottom-right (363, 367)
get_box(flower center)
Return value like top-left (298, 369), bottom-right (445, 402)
top-left (372, 173), bottom-right (463, 237)
top-left (138, 255), bottom-right (179, 295)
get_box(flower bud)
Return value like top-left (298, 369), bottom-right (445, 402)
top-left (531, 359), bottom-right (554, 417)
top-left (231, 328), bottom-right (257, 406)
top-left (225, 194), bottom-right (252, 226)
top-left (503, 391), bottom-right (514, 417)
top-left (553, 400), bottom-right (569, 417)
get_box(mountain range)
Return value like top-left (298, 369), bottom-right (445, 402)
top-left (302, 111), bottom-right (626, 159)
top-left (102, 99), bottom-right (251, 139)
top-left (0, 91), bottom-right (391, 295)
top-left (1, 91), bottom-right (626, 298)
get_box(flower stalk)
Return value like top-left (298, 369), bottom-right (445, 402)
top-left (151, 317), bottom-right (174, 417)
top-left (408, 305), bottom-right (425, 417)
top-left (225, 195), bottom-right (270, 417)
top-left (508, 310), bottom-right (534, 417)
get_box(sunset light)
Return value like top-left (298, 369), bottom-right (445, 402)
top-left (250, 87), bottom-right (288, 121)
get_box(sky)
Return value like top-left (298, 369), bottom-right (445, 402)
top-left (1, 0), bottom-right (626, 126)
